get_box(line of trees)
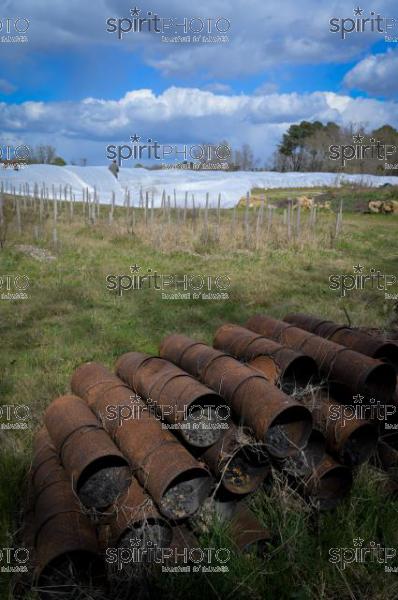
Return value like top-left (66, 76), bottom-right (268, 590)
top-left (196, 141), bottom-right (260, 171)
top-left (27, 145), bottom-right (66, 166)
top-left (272, 121), bottom-right (398, 175)
top-left (141, 141), bottom-right (261, 171)
top-left (22, 125), bottom-right (398, 175)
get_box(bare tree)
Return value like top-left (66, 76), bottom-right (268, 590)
top-left (30, 145), bottom-right (57, 164)
top-left (234, 144), bottom-right (258, 170)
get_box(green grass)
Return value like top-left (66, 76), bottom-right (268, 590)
top-left (250, 184), bottom-right (398, 212)
top-left (0, 193), bottom-right (397, 599)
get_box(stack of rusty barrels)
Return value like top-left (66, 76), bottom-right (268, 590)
top-left (26, 312), bottom-right (398, 598)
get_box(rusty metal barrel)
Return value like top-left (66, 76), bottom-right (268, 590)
top-left (229, 503), bottom-right (272, 556)
top-left (300, 390), bottom-right (378, 467)
top-left (213, 324), bottom-right (318, 392)
top-left (71, 362), bottom-right (212, 520)
top-left (284, 313), bottom-right (398, 368)
top-left (303, 454), bottom-right (353, 510)
top-left (191, 487), bottom-right (247, 524)
top-left (198, 422), bottom-right (271, 495)
top-left (168, 524), bottom-right (199, 563)
top-left (31, 427), bottom-right (70, 500)
top-left (31, 428), bottom-right (104, 599)
top-left (159, 334), bottom-right (312, 459)
top-left (98, 477), bottom-right (173, 575)
top-left (115, 352), bottom-right (227, 448)
top-left (99, 486), bottom-right (172, 585)
top-left (44, 394), bottom-right (131, 509)
top-left (245, 315), bottom-right (396, 401)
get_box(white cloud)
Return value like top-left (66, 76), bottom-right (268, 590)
top-left (1, 0), bottom-right (397, 78)
top-left (344, 49), bottom-right (398, 97)
top-left (0, 87), bottom-right (397, 164)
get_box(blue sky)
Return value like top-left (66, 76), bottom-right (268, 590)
top-left (0, 0), bottom-right (397, 164)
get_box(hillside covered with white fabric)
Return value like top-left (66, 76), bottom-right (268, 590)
top-left (1, 164), bottom-right (396, 208)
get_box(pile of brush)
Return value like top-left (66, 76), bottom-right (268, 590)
top-left (21, 313), bottom-right (398, 599)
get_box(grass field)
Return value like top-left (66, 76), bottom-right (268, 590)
top-left (249, 183), bottom-right (398, 212)
top-left (0, 186), bottom-right (397, 600)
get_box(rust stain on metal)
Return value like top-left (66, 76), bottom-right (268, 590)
top-left (71, 362), bottom-right (212, 519)
top-left (303, 454), bottom-right (353, 510)
top-left (245, 315), bottom-right (396, 401)
top-left (159, 334), bottom-right (313, 458)
top-left (199, 422), bottom-right (271, 495)
top-left (301, 390), bottom-right (378, 466)
top-left (115, 352), bottom-right (226, 448)
top-left (246, 355), bottom-right (280, 385)
top-left (31, 427), bottom-right (70, 499)
top-left (165, 525), bottom-right (199, 565)
top-left (229, 503), bottom-right (272, 556)
top-left (99, 477), bottom-right (172, 551)
top-left (213, 323), bottom-right (318, 392)
top-left (284, 313), bottom-right (398, 368)
top-left (44, 394), bottom-right (131, 509)
top-left (31, 428), bottom-right (103, 596)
